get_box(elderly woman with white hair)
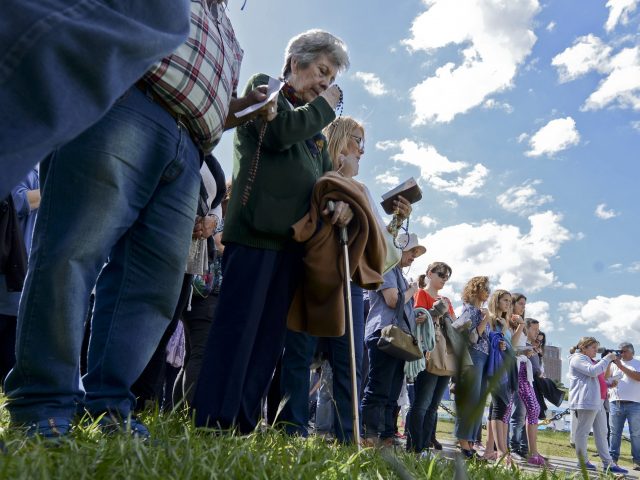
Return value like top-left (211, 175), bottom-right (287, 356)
top-left (192, 29), bottom-right (351, 433)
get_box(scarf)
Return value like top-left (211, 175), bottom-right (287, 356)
top-left (404, 307), bottom-right (436, 382)
top-left (281, 82), bottom-right (327, 157)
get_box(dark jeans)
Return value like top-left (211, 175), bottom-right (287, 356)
top-left (192, 243), bottom-right (303, 433)
top-left (173, 293), bottom-right (218, 405)
top-left (279, 285), bottom-right (364, 442)
top-left (361, 330), bottom-right (405, 439)
top-left (132, 275), bottom-right (192, 410)
top-left (509, 391), bottom-right (528, 454)
top-left (406, 370), bottom-right (450, 452)
top-left (0, 314), bottom-right (17, 386)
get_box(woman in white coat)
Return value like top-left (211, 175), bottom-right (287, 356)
top-left (568, 337), bottom-right (628, 474)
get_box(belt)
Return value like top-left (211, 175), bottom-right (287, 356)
top-left (135, 80), bottom-right (198, 146)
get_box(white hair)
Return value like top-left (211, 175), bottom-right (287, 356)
top-left (282, 29), bottom-right (349, 78)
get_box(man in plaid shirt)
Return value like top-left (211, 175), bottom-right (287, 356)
top-left (5, 0), bottom-right (275, 439)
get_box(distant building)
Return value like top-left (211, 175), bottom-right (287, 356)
top-left (543, 345), bottom-right (562, 382)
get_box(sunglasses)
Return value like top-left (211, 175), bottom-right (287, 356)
top-left (433, 271), bottom-right (450, 281)
top-left (349, 134), bottom-right (365, 152)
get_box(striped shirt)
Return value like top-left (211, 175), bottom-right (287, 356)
top-left (143, 0), bottom-right (243, 153)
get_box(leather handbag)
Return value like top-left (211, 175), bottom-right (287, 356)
top-left (426, 321), bottom-right (456, 376)
top-left (377, 271), bottom-right (423, 361)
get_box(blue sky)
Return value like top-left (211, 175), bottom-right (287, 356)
top-left (216, 0), bottom-right (640, 381)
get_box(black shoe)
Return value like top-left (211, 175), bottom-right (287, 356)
top-left (431, 438), bottom-right (443, 450)
top-left (633, 463), bottom-right (640, 471)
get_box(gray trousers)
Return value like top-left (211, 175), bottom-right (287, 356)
top-left (574, 403), bottom-right (612, 465)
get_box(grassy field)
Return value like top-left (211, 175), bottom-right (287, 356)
top-left (1, 402), bottom-right (635, 480)
top-left (434, 418), bottom-right (636, 468)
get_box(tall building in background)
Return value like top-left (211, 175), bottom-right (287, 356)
top-left (543, 345), bottom-right (562, 382)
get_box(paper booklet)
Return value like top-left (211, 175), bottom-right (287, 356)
top-left (380, 177), bottom-right (423, 214)
top-left (234, 76), bottom-right (284, 118)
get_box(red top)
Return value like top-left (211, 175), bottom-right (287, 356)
top-left (591, 359), bottom-right (608, 400)
top-left (414, 289), bottom-right (455, 316)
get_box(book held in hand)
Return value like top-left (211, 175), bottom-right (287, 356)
top-left (234, 76), bottom-right (283, 118)
top-left (380, 177), bottom-right (423, 214)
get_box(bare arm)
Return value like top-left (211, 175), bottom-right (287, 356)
top-left (381, 285), bottom-right (417, 309)
top-left (614, 360), bottom-right (640, 381)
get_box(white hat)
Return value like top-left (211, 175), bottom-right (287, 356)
top-left (397, 233), bottom-right (426, 256)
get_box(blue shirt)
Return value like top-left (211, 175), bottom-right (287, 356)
top-left (365, 266), bottom-right (416, 339)
top-left (0, 167), bottom-right (39, 315)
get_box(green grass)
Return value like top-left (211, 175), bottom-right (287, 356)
top-left (1, 403), bottom-right (633, 480)
top-left (433, 418), bottom-right (637, 470)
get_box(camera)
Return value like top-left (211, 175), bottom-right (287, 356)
top-left (599, 347), bottom-right (622, 358)
top-left (428, 299), bottom-right (453, 324)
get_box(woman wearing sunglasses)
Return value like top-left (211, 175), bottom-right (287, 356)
top-left (406, 262), bottom-right (455, 454)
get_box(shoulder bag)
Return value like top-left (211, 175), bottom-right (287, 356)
top-left (377, 270), bottom-right (423, 361)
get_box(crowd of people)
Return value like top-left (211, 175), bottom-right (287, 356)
top-left (1, 0), bottom-right (638, 475)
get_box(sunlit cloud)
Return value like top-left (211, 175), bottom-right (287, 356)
top-left (525, 117), bottom-right (580, 157)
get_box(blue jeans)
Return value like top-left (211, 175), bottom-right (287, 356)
top-left (192, 243), bottom-right (304, 433)
top-left (0, 0), bottom-right (190, 196)
top-left (315, 361), bottom-right (334, 433)
top-left (509, 390), bottom-right (528, 454)
top-left (361, 330), bottom-right (405, 439)
top-left (609, 400), bottom-right (640, 463)
top-left (5, 86), bottom-right (201, 423)
top-left (406, 371), bottom-right (450, 452)
top-left (454, 348), bottom-right (488, 442)
top-left (280, 285), bottom-right (364, 442)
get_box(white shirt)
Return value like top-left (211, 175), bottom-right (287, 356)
top-left (608, 357), bottom-right (640, 403)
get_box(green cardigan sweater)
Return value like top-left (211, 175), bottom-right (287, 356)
top-left (223, 73), bottom-right (336, 251)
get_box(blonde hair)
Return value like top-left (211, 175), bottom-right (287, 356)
top-left (569, 336), bottom-right (599, 354)
top-left (461, 276), bottom-right (490, 305)
top-left (487, 289), bottom-right (512, 331)
top-left (323, 116), bottom-right (363, 170)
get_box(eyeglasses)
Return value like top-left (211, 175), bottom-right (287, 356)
top-left (433, 271), bottom-right (450, 281)
top-left (349, 134), bottom-right (365, 152)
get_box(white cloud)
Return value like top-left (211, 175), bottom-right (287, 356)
top-left (554, 281), bottom-right (578, 290)
top-left (375, 172), bottom-right (400, 186)
top-left (411, 210), bottom-right (572, 293)
top-left (353, 71), bottom-right (388, 96)
top-left (546, 21), bottom-right (556, 32)
top-left (605, 0), bottom-right (639, 32)
top-left (496, 179), bottom-right (553, 216)
top-left (526, 301), bottom-right (555, 332)
top-left (483, 99), bottom-right (514, 113)
top-left (404, 0), bottom-right (540, 124)
top-left (376, 139), bottom-right (488, 197)
top-left (632, 120), bottom-right (640, 132)
top-left (525, 117), bottom-right (580, 157)
top-left (583, 46), bottom-right (640, 111)
top-left (552, 36), bottom-right (640, 111)
top-left (563, 295), bottom-right (640, 347)
top-left (594, 203), bottom-right (620, 219)
top-left (417, 215), bottom-right (438, 228)
top-left (629, 261), bottom-right (640, 272)
top-left (551, 35), bottom-right (612, 83)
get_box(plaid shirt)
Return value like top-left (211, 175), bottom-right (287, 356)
top-left (143, 0), bottom-right (243, 153)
